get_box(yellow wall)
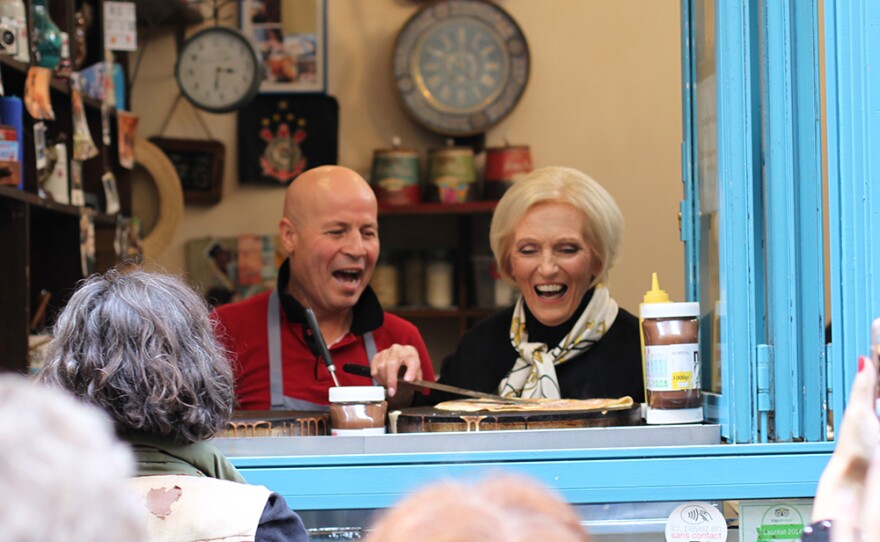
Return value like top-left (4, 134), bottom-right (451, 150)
top-left (132, 0), bottom-right (684, 313)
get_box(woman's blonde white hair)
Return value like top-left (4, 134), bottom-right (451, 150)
top-left (489, 166), bottom-right (623, 288)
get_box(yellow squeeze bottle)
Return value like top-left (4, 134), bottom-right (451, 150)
top-left (639, 273), bottom-right (670, 406)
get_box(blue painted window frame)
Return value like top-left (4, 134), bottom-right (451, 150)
top-left (224, 0), bottom-right (880, 512)
top-left (685, 0), bottom-right (879, 443)
top-left (825, 0), bottom-right (880, 428)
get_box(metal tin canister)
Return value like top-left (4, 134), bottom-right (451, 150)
top-left (483, 145), bottom-right (532, 200)
top-left (427, 147), bottom-right (477, 203)
top-left (371, 148), bottom-right (421, 205)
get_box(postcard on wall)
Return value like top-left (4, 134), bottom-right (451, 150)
top-left (241, 0), bottom-right (326, 93)
top-left (102, 171), bottom-right (121, 214)
top-left (70, 160), bottom-right (85, 206)
top-left (80, 209), bottom-right (96, 277)
top-left (0, 126), bottom-right (20, 188)
top-left (116, 110), bottom-right (138, 169)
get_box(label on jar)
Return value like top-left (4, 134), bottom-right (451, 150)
top-left (331, 427), bottom-right (386, 436)
top-left (646, 343), bottom-right (700, 391)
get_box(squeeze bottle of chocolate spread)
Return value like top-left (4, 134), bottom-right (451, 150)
top-left (640, 284), bottom-right (703, 424)
top-left (639, 273), bottom-right (670, 405)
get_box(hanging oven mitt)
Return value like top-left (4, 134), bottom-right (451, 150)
top-left (70, 73), bottom-right (99, 161)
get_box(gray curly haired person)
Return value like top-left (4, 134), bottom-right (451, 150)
top-left (38, 268), bottom-right (235, 444)
top-left (38, 268), bottom-right (310, 542)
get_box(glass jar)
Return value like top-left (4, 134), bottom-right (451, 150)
top-left (370, 254), bottom-right (399, 307)
top-left (425, 249), bottom-right (454, 308)
top-left (403, 251), bottom-right (425, 306)
top-left (328, 386), bottom-right (388, 436)
top-left (641, 302), bottom-right (703, 424)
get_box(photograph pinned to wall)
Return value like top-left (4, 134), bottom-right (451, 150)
top-left (0, 124), bottom-right (20, 188)
top-left (238, 93), bottom-right (338, 185)
top-left (102, 171), bottom-right (120, 214)
top-left (70, 160), bottom-right (85, 206)
top-left (241, 0), bottom-right (326, 93)
top-left (185, 235), bottom-right (286, 307)
top-left (70, 74), bottom-right (100, 161)
top-left (114, 215), bottom-right (143, 261)
top-left (80, 209), bottom-right (96, 277)
top-left (116, 111), bottom-right (138, 169)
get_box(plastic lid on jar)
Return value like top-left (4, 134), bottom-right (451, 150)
top-left (640, 301), bottom-right (700, 319)
top-left (328, 386), bottom-right (386, 403)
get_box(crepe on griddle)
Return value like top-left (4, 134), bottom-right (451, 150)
top-left (433, 396), bottom-right (634, 413)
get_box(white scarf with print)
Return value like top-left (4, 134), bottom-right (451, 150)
top-left (498, 285), bottom-right (618, 399)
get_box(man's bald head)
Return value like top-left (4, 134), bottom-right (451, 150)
top-left (283, 166), bottom-right (376, 226)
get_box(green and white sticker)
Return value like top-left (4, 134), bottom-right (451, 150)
top-left (739, 500), bottom-right (811, 542)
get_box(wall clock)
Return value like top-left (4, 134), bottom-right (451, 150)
top-left (175, 26), bottom-right (263, 114)
top-left (393, 0), bottom-right (530, 137)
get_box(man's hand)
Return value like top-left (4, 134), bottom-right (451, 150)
top-left (370, 344), bottom-right (423, 410)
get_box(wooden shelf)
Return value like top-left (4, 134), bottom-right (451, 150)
top-left (0, 56), bottom-right (27, 73)
top-left (388, 307), bottom-right (496, 320)
top-left (0, 1), bottom-right (133, 373)
top-left (134, 0), bottom-right (204, 28)
top-left (0, 57), bottom-right (119, 112)
top-left (379, 200), bottom-right (497, 216)
top-left (0, 186), bottom-right (117, 225)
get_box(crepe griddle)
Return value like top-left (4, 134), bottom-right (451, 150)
top-left (392, 403), bottom-right (642, 433)
top-left (221, 410), bottom-right (330, 437)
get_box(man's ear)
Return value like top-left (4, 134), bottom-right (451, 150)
top-left (279, 217), bottom-right (297, 255)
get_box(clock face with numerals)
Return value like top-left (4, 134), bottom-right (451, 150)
top-left (175, 27), bottom-right (263, 114)
top-left (393, 0), bottom-right (530, 136)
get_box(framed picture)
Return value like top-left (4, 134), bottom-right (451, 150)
top-left (241, 0), bottom-right (327, 93)
top-left (149, 137), bottom-right (225, 205)
top-left (237, 94), bottom-right (338, 186)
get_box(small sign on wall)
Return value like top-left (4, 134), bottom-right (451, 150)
top-left (149, 137), bottom-right (225, 205)
top-left (104, 2), bottom-right (137, 51)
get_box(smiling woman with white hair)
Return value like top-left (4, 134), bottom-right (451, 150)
top-left (424, 166), bottom-right (644, 404)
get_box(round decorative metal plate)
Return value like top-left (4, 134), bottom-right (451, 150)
top-left (393, 0), bottom-right (530, 136)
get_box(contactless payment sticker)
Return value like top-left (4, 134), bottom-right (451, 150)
top-left (666, 502), bottom-right (727, 542)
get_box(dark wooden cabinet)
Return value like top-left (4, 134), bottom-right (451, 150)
top-left (0, 0), bottom-right (132, 373)
top-left (377, 201), bottom-right (509, 363)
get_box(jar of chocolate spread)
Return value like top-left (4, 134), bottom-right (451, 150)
top-left (328, 386), bottom-right (388, 436)
top-left (641, 302), bottom-right (703, 424)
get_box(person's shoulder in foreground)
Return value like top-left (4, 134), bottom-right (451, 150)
top-left (0, 373), bottom-right (145, 542)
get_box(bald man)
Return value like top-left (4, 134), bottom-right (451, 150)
top-left (212, 166), bottom-right (434, 411)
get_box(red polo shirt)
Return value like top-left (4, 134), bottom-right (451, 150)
top-left (212, 263), bottom-right (433, 410)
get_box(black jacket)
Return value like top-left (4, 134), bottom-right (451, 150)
top-left (421, 289), bottom-right (645, 405)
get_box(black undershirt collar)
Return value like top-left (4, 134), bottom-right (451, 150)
top-left (524, 287), bottom-right (596, 346)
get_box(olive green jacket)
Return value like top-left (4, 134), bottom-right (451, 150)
top-left (121, 432), bottom-right (245, 483)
